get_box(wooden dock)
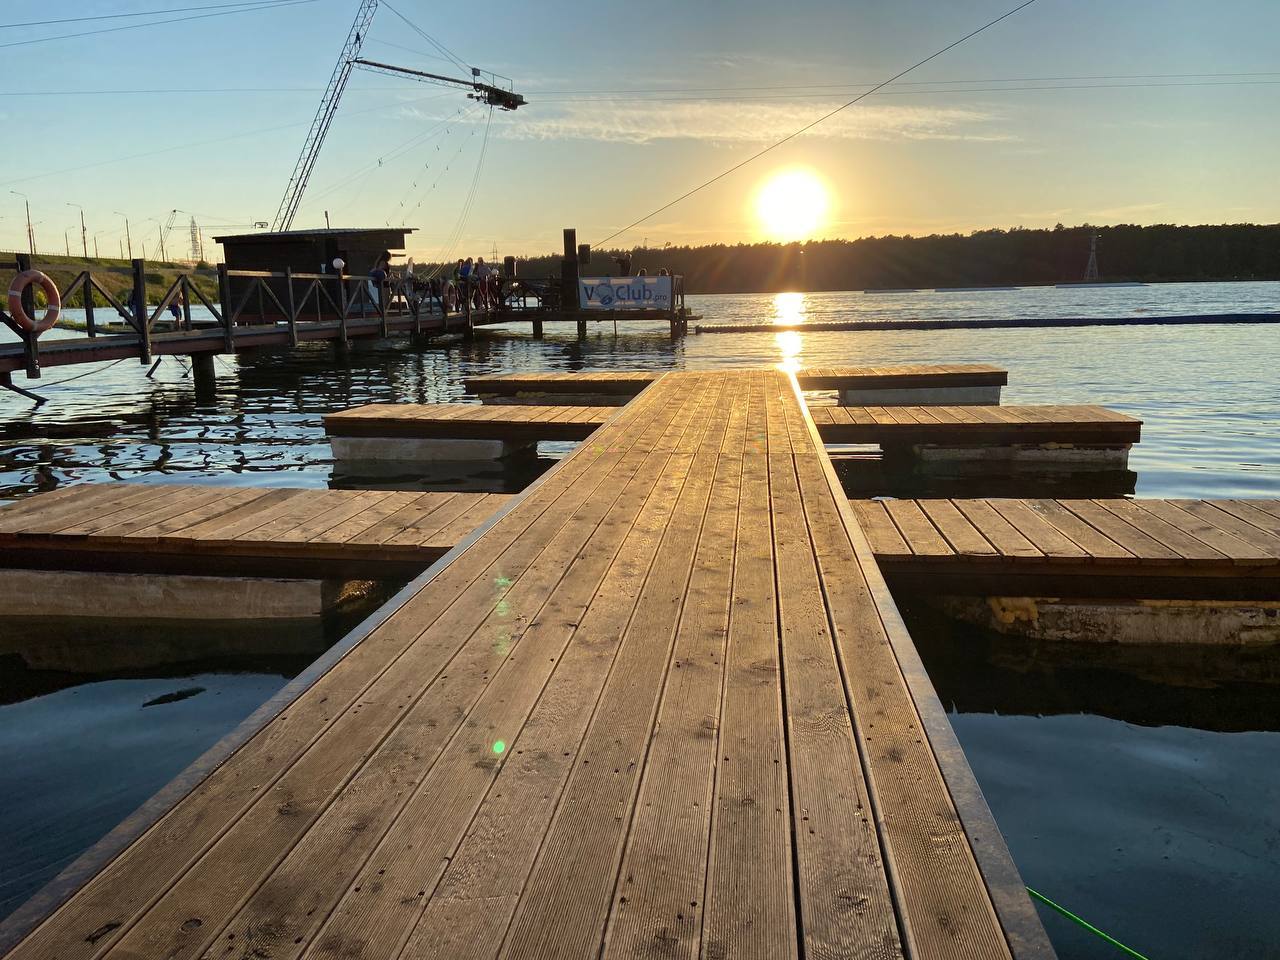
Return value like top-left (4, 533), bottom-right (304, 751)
top-left (464, 363), bottom-right (1009, 403)
top-left (0, 369), bottom-right (1053, 960)
top-left (854, 497), bottom-right (1280, 600)
top-left (325, 400), bottom-right (1137, 455)
top-left (0, 485), bottom-right (510, 579)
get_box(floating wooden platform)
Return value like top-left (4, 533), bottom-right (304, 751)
top-left (854, 497), bottom-right (1280, 600)
top-left (810, 404), bottom-right (1141, 447)
top-left (464, 363), bottom-right (1008, 401)
top-left (0, 484), bottom-right (511, 579)
top-left (326, 401), bottom-right (1136, 453)
top-left (1, 370), bottom-right (1052, 960)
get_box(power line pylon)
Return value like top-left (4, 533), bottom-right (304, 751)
top-left (1083, 233), bottom-right (1100, 282)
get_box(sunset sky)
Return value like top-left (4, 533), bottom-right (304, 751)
top-left (2, 0), bottom-right (1277, 262)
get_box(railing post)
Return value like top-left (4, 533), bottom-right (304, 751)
top-left (464, 278), bottom-right (474, 339)
top-left (15, 252), bottom-right (40, 378)
top-left (84, 271), bottom-right (96, 338)
top-left (284, 267), bottom-right (298, 348)
top-left (378, 279), bottom-right (389, 338)
top-left (132, 258), bottom-right (151, 364)
top-left (180, 276), bottom-right (192, 331)
top-left (337, 270), bottom-right (349, 346)
top-left (217, 263), bottom-right (234, 352)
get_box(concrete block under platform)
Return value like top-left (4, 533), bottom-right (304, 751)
top-left (329, 436), bottom-right (535, 462)
top-left (932, 595), bottom-right (1280, 646)
top-left (840, 384), bottom-right (1002, 406)
top-left (901, 442), bottom-right (1131, 469)
top-left (0, 569), bottom-right (358, 621)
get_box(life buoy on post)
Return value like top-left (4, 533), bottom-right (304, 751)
top-left (7, 270), bottom-right (61, 334)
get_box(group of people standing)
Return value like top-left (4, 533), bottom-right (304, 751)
top-left (365, 251), bottom-right (502, 314)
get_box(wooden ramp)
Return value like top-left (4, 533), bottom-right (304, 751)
top-left (811, 404), bottom-right (1141, 446)
top-left (2, 369), bottom-right (1052, 960)
top-left (0, 485), bottom-right (511, 579)
top-left (853, 497), bottom-right (1280, 600)
top-left (464, 363), bottom-right (1008, 402)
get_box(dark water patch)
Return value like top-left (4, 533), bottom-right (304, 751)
top-left (899, 593), bottom-right (1280, 959)
top-left (141, 687), bottom-right (206, 708)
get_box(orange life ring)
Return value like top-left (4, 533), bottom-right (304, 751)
top-left (7, 270), bottom-right (61, 334)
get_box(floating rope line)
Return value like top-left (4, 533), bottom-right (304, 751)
top-left (1026, 886), bottom-right (1152, 960)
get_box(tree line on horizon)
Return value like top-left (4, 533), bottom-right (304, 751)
top-left (505, 223), bottom-right (1280, 293)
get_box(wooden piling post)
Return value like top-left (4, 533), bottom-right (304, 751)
top-left (83, 272), bottom-right (96, 337)
top-left (217, 264), bottom-right (234, 352)
top-left (15, 252), bottom-right (40, 378)
top-left (191, 352), bottom-right (216, 397)
top-left (532, 318), bottom-right (543, 338)
top-left (337, 269), bottom-right (350, 348)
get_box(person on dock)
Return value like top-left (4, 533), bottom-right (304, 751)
top-left (368, 250), bottom-right (392, 308)
top-left (475, 258), bottom-right (491, 309)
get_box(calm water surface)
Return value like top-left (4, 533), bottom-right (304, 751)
top-left (0, 284), bottom-right (1277, 953)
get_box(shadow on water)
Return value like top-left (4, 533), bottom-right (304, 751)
top-left (0, 579), bottom-right (405, 920)
top-left (897, 592), bottom-right (1280, 960)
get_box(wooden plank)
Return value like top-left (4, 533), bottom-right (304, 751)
top-left (1162, 500), bottom-right (1280, 560)
top-left (1094, 499), bottom-right (1232, 562)
top-left (0, 486), bottom-right (108, 531)
top-left (601, 374), bottom-right (747, 959)
top-left (698, 372), bottom-right (797, 960)
top-left (986, 499), bottom-right (1089, 559)
top-left (5, 484), bottom-right (157, 536)
top-left (1217, 500), bottom-right (1280, 539)
top-left (849, 499), bottom-right (909, 557)
top-left (918, 499), bottom-right (999, 556)
top-left (121, 487), bottom-right (282, 539)
top-left (1056, 500), bottom-right (1181, 562)
top-left (1022, 499), bottom-right (1133, 561)
top-left (884, 499), bottom-right (955, 556)
top-left (306, 491), bottom-right (434, 544)
top-left (781, 379), bottom-right (1010, 960)
top-left (765, 374), bottom-right (903, 959)
top-left (953, 500), bottom-right (1044, 558)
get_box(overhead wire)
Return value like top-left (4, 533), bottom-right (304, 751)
top-left (1, 1), bottom-right (307, 29)
top-left (393, 105), bottom-right (488, 225)
top-left (0, 0), bottom-right (316, 50)
top-left (594, 0), bottom-right (1041, 246)
top-left (379, 0), bottom-right (471, 75)
top-left (426, 106), bottom-right (495, 277)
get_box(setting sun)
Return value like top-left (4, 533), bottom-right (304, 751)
top-left (754, 168), bottom-right (830, 242)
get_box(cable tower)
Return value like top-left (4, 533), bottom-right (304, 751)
top-left (1083, 232), bottom-right (1100, 281)
top-left (272, 0), bottom-right (380, 231)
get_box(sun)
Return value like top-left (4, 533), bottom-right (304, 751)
top-left (754, 168), bottom-right (830, 242)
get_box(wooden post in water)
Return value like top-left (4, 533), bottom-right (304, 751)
top-left (191, 352), bottom-right (216, 397)
top-left (216, 264), bottom-right (234, 352)
top-left (132, 258), bottom-right (151, 364)
top-left (336, 268), bottom-right (350, 355)
top-left (532, 318), bottom-right (543, 338)
top-left (83, 273), bottom-right (96, 338)
top-left (15, 252), bottom-right (40, 378)
top-left (180, 276), bottom-right (192, 331)
top-left (463, 279), bottom-right (474, 340)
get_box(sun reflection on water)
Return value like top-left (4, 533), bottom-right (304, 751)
top-left (772, 292), bottom-right (807, 372)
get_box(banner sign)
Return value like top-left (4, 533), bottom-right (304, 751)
top-left (578, 276), bottom-right (672, 311)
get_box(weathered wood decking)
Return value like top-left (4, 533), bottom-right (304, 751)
top-left (1, 369), bottom-right (1052, 959)
top-left (854, 497), bottom-right (1280, 599)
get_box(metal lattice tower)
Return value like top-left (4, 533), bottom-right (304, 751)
top-left (189, 217), bottom-right (204, 262)
top-left (1083, 233), bottom-right (1100, 282)
top-left (272, 0), bottom-right (379, 231)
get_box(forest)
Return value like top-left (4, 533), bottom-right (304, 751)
top-left (509, 223), bottom-right (1280, 293)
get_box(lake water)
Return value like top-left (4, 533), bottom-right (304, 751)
top-left (0, 283), bottom-right (1277, 955)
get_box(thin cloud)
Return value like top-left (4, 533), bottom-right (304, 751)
top-left (486, 100), bottom-right (1009, 145)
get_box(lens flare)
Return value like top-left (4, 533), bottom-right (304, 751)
top-left (754, 169), bottom-right (830, 242)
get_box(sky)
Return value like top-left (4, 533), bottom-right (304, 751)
top-left (1, 0), bottom-right (1277, 263)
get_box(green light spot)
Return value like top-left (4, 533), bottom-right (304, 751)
top-left (492, 740), bottom-right (506, 755)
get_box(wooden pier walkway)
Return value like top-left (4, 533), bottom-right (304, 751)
top-left (1, 369), bottom-right (1052, 960)
top-left (0, 485), bottom-right (510, 579)
top-left (854, 497), bottom-right (1280, 600)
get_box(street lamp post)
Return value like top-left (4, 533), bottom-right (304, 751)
top-left (10, 190), bottom-right (34, 256)
top-left (114, 211), bottom-right (132, 258)
top-left (66, 203), bottom-right (88, 258)
top-left (64, 228), bottom-right (70, 256)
